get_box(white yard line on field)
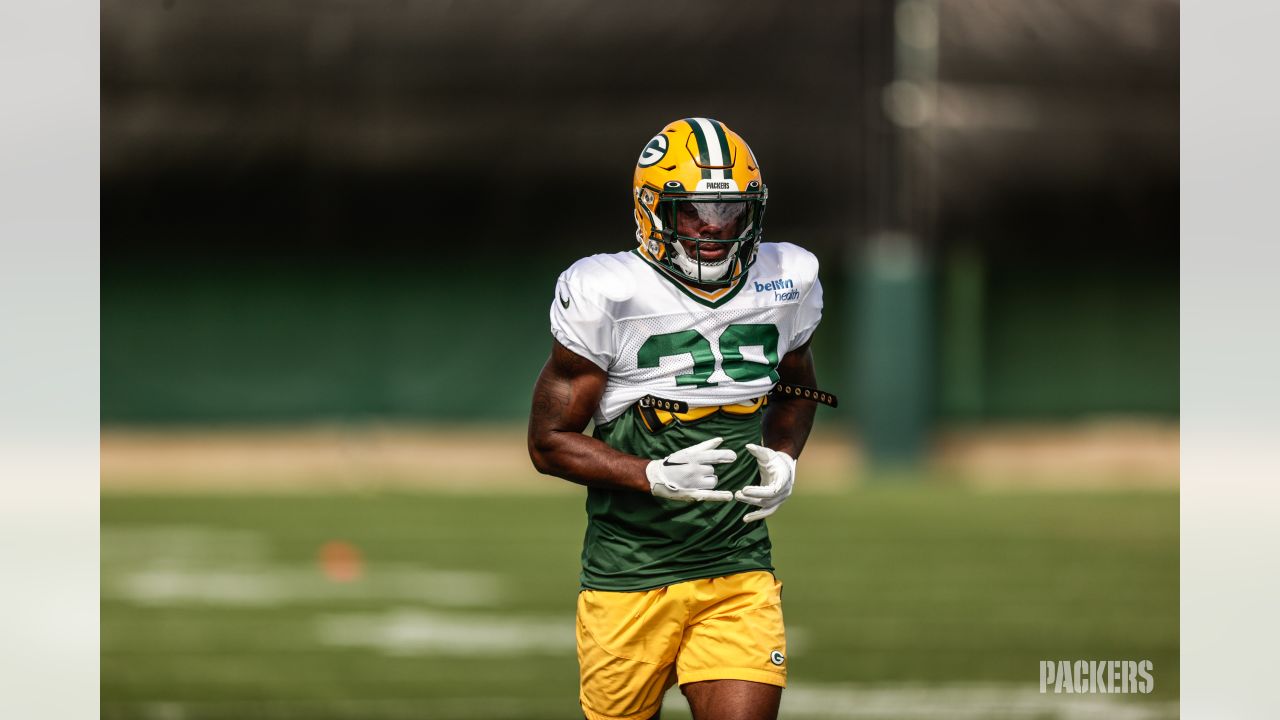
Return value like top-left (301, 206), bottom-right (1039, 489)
top-left (102, 526), bottom-right (270, 568)
top-left (102, 526), bottom-right (504, 608)
top-left (108, 566), bottom-right (503, 607)
top-left (315, 607), bottom-right (574, 656)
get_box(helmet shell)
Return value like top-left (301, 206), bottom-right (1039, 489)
top-left (632, 118), bottom-right (767, 284)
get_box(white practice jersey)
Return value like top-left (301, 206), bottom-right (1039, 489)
top-left (550, 242), bottom-right (823, 424)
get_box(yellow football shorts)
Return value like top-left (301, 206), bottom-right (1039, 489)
top-left (576, 570), bottom-right (787, 720)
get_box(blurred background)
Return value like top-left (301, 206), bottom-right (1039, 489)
top-left (102, 0), bottom-right (1179, 718)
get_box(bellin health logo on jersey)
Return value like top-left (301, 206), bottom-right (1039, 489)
top-left (754, 277), bottom-right (799, 302)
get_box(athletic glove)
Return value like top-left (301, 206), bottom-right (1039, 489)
top-left (646, 437), bottom-right (737, 502)
top-left (735, 443), bottom-right (797, 522)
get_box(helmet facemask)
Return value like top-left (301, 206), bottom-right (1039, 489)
top-left (652, 193), bottom-right (766, 287)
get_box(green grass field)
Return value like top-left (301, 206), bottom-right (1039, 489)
top-left (102, 486), bottom-right (1178, 719)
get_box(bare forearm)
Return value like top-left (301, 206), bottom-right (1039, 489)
top-left (763, 342), bottom-right (819, 459)
top-left (529, 430), bottom-right (650, 493)
top-left (762, 399), bottom-right (815, 460)
top-left (526, 346), bottom-right (651, 493)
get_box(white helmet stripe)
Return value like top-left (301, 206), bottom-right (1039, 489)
top-left (692, 117), bottom-right (727, 180)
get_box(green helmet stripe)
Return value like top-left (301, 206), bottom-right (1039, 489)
top-left (684, 118), bottom-right (713, 179)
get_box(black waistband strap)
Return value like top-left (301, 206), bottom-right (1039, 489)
top-left (637, 383), bottom-right (839, 414)
top-left (770, 382), bottom-right (839, 408)
top-left (637, 395), bottom-right (691, 413)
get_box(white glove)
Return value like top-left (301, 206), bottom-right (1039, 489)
top-left (735, 443), bottom-right (796, 522)
top-left (646, 437), bottom-right (737, 502)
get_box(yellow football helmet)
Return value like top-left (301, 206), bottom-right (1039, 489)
top-left (632, 118), bottom-right (767, 286)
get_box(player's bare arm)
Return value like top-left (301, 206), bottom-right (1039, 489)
top-left (732, 340), bottom-right (819, 524)
top-left (528, 339), bottom-right (649, 493)
top-left (762, 340), bottom-right (818, 460)
top-left (529, 339), bottom-right (737, 501)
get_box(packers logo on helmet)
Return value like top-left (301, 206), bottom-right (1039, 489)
top-left (633, 118), bottom-right (767, 287)
top-left (637, 134), bottom-right (669, 168)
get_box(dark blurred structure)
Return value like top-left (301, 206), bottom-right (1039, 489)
top-left (102, 1), bottom-right (1178, 441)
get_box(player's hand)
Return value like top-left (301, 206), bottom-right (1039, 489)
top-left (735, 443), bottom-right (797, 522)
top-left (646, 437), bottom-right (737, 502)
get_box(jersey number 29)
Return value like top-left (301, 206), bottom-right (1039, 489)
top-left (637, 324), bottom-right (780, 388)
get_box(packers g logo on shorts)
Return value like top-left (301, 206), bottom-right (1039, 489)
top-left (637, 134), bottom-right (669, 167)
top-left (770, 650), bottom-right (785, 666)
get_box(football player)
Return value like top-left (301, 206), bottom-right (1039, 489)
top-left (527, 118), bottom-right (826, 720)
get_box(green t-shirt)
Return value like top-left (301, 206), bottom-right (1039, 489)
top-left (581, 406), bottom-right (772, 591)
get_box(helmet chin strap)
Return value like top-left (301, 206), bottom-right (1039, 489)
top-left (671, 241), bottom-right (739, 282)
